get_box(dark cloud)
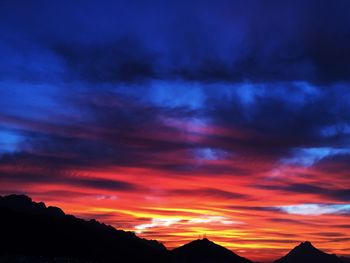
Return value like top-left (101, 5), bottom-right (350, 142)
top-left (328, 237), bottom-right (350, 243)
top-left (202, 87), bottom-right (350, 165)
top-left (50, 38), bottom-right (158, 83)
top-left (1, 0), bottom-right (350, 84)
top-left (269, 218), bottom-right (318, 226)
top-left (335, 225), bottom-right (350, 229)
top-left (0, 91), bottom-right (200, 170)
top-left (169, 188), bottom-right (246, 200)
top-left (311, 232), bottom-right (347, 237)
top-left (70, 176), bottom-right (136, 191)
top-left (228, 238), bottom-right (298, 244)
top-left (227, 205), bottom-right (279, 212)
top-left (1, 85), bottom-right (350, 186)
top-left (258, 183), bottom-right (350, 202)
top-left (0, 169), bottom-right (137, 192)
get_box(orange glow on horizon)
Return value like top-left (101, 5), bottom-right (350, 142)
top-left (3, 162), bottom-right (348, 262)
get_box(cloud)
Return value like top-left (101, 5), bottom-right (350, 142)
top-left (276, 204), bottom-right (350, 215)
top-left (2, 1), bottom-right (350, 84)
top-left (135, 216), bottom-right (241, 233)
top-left (0, 170), bottom-right (138, 192)
top-left (258, 183), bottom-right (350, 202)
top-left (281, 147), bottom-right (350, 166)
top-left (49, 38), bottom-right (158, 83)
top-left (69, 176), bottom-right (137, 191)
top-left (192, 148), bottom-right (229, 161)
top-left (1, 85), bottom-right (350, 195)
top-left (169, 188), bottom-right (246, 200)
top-left (0, 130), bottom-right (23, 154)
top-left (135, 218), bottom-right (183, 232)
top-left (188, 216), bottom-right (241, 225)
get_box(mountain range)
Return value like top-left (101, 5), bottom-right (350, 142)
top-left (0, 194), bottom-right (348, 263)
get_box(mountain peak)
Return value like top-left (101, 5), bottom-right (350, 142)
top-left (172, 238), bottom-right (252, 263)
top-left (274, 241), bottom-right (344, 263)
top-left (296, 241), bottom-right (317, 251)
top-left (193, 238), bottom-right (213, 245)
top-left (174, 238), bottom-right (218, 252)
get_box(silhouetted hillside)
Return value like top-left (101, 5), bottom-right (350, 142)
top-left (0, 194), bottom-right (167, 262)
top-left (171, 238), bottom-right (252, 263)
top-left (274, 241), bottom-right (344, 263)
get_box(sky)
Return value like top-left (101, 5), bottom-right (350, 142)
top-left (1, 0), bottom-right (350, 262)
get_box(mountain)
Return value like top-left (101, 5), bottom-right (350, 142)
top-left (274, 241), bottom-right (344, 263)
top-left (1, 194), bottom-right (347, 263)
top-left (171, 238), bottom-right (252, 263)
top-left (0, 194), bottom-right (167, 262)
top-left (340, 257), bottom-right (350, 263)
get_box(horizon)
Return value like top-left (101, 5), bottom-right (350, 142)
top-left (0, 193), bottom-right (345, 263)
top-left (1, 1), bottom-right (350, 262)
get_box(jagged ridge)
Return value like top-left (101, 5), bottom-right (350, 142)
top-left (0, 194), bottom-right (167, 262)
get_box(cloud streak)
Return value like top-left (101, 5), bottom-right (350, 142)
top-left (276, 204), bottom-right (350, 216)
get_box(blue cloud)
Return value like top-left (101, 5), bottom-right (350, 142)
top-left (0, 130), bottom-right (23, 154)
top-left (277, 203), bottom-right (350, 216)
top-left (147, 82), bottom-right (205, 109)
top-left (193, 148), bottom-right (229, 161)
top-left (281, 147), bottom-right (350, 167)
top-left (320, 123), bottom-right (350, 138)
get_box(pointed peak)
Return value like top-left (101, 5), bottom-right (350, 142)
top-left (275, 241), bottom-right (344, 263)
top-left (292, 241), bottom-right (319, 253)
top-left (299, 241), bottom-right (314, 248)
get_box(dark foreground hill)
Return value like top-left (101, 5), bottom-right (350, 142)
top-left (0, 194), bottom-right (167, 262)
top-left (341, 257), bottom-right (350, 263)
top-left (171, 238), bottom-right (252, 263)
top-left (274, 241), bottom-right (344, 263)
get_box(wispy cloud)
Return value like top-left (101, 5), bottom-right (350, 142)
top-left (276, 204), bottom-right (350, 216)
top-left (281, 147), bottom-right (350, 167)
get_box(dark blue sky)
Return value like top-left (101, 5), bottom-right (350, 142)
top-left (2, 0), bottom-right (350, 84)
top-left (1, 1), bottom-right (350, 260)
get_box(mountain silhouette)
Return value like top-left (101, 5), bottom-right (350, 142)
top-left (1, 194), bottom-right (348, 263)
top-left (0, 194), bottom-right (167, 262)
top-left (171, 238), bottom-right (252, 263)
top-left (274, 241), bottom-right (344, 263)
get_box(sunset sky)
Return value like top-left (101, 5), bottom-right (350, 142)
top-left (1, 1), bottom-right (350, 262)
